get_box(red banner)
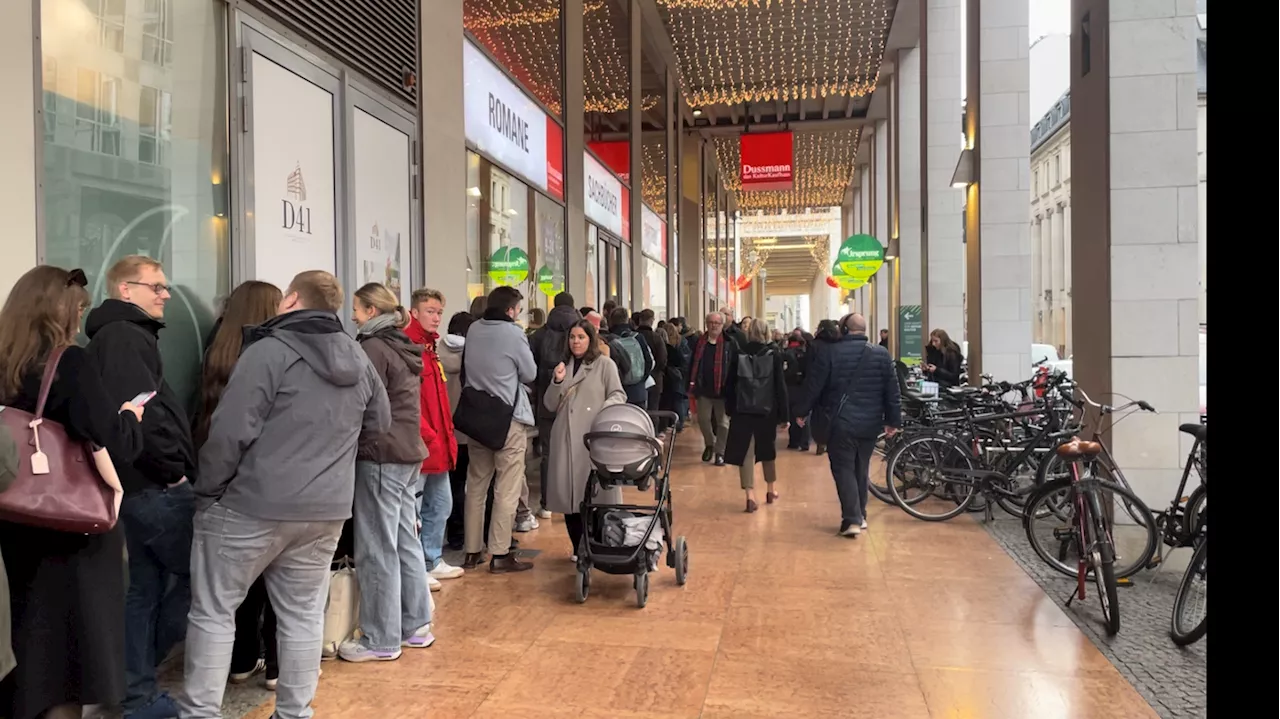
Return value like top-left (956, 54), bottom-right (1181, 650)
top-left (739, 132), bottom-right (794, 191)
top-left (621, 185), bottom-right (630, 242)
top-left (588, 141), bottom-right (630, 184)
top-left (545, 121), bottom-right (564, 200)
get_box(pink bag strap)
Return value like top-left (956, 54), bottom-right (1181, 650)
top-left (34, 346), bottom-right (68, 420)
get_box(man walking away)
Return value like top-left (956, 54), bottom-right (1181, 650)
top-left (794, 313), bottom-right (901, 538)
top-left (86, 255), bottom-right (197, 719)
top-left (690, 312), bottom-right (736, 466)
top-left (878, 328), bottom-right (890, 348)
top-left (604, 307), bottom-right (654, 408)
top-left (634, 309), bottom-right (668, 412)
top-left (528, 293), bottom-right (581, 521)
top-left (460, 287), bottom-right (539, 573)
top-left (181, 271), bottom-right (391, 719)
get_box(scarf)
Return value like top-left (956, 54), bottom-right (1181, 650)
top-left (357, 311), bottom-right (401, 338)
top-left (691, 333), bottom-right (726, 395)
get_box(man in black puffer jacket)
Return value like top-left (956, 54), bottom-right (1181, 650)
top-left (793, 313), bottom-right (901, 539)
top-left (528, 292), bottom-right (581, 517)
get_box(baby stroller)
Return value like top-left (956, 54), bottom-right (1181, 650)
top-left (577, 405), bottom-right (688, 608)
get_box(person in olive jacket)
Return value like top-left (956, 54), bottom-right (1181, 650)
top-left (338, 283), bottom-right (433, 663)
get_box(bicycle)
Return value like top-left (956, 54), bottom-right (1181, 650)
top-left (1146, 421), bottom-right (1206, 570)
top-left (1169, 533), bottom-right (1206, 646)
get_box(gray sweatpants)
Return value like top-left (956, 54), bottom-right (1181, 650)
top-left (179, 503), bottom-right (343, 719)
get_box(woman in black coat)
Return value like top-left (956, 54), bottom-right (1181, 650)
top-left (724, 320), bottom-right (789, 514)
top-left (806, 320), bottom-right (843, 455)
top-left (924, 328), bottom-right (964, 388)
top-left (0, 266), bottom-right (145, 719)
top-left (782, 329), bottom-right (813, 451)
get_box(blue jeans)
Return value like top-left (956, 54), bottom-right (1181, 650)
top-left (120, 481), bottom-right (194, 710)
top-left (353, 462), bottom-right (432, 651)
top-left (418, 472), bottom-right (452, 570)
top-left (826, 431), bottom-right (877, 526)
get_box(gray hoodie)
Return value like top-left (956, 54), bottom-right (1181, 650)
top-left (464, 313), bottom-right (538, 427)
top-left (195, 310), bottom-right (391, 521)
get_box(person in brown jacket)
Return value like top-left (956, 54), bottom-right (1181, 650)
top-left (339, 283), bottom-right (433, 662)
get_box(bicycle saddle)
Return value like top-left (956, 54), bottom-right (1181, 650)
top-left (1178, 423), bottom-right (1206, 442)
top-left (1055, 438), bottom-right (1102, 459)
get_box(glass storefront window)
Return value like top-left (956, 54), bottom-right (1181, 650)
top-left (41, 0), bottom-right (229, 411)
top-left (642, 256), bottom-right (667, 320)
top-left (466, 151), bottom-right (484, 299)
top-left (604, 239), bottom-right (618, 305)
top-left (620, 248), bottom-right (630, 311)
top-left (585, 224), bottom-right (598, 309)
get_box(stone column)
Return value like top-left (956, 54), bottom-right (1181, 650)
top-left (873, 122), bottom-right (890, 334)
top-left (897, 47), bottom-right (923, 353)
top-left (0, 0), bottom-right (37, 297)
top-left (1070, 0), bottom-right (1200, 507)
top-left (964, 0), bottom-right (1031, 382)
top-left (924, 0), bottom-right (965, 340)
top-left (627, 0), bottom-right (644, 309)
top-left (563, 0), bottom-right (587, 301)
top-left (420, 0), bottom-right (467, 306)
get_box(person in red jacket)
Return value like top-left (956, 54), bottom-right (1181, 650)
top-left (405, 288), bottom-right (463, 587)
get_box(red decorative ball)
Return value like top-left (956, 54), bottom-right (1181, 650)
top-left (734, 274), bottom-right (752, 291)
top-left (826, 276), bottom-right (839, 288)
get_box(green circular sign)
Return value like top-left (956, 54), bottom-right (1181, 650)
top-left (536, 265), bottom-right (564, 297)
top-left (836, 234), bottom-right (885, 282)
top-left (488, 246), bottom-right (530, 285)
top-left (831, 260), bottom-right (868, 290)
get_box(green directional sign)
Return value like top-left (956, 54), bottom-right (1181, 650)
top-left (836, 234), bottom-right (885, 283)
top-left (488, 246), bottom-right (531, 285)
top-left (898, 304), bottom-right (924, 366)
top-left (536, 265), bottom-right (564, 297)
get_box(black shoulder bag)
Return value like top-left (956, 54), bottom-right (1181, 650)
top-left (811, 344), bottom-right (868, 446)
top-left (451, 347), bottom-right (518, 451)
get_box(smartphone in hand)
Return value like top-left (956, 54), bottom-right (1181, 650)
top-left (130, 391), bottom-right (158, 407)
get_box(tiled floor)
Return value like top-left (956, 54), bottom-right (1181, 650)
top-left (238, 429), bottom-right (1157, 719)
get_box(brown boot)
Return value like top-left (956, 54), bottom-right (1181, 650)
top-left (461, 552), bottom-right (487, 570)
top-left (489, 553), bottom-right (534, 574)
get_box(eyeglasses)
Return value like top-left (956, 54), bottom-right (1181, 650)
top-left (66, 269), bottom-right (88, 288)
top-left (127, 281), bottom-right (171, 295)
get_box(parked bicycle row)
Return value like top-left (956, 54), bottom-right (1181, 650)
top-left (872, 363), bottom-right (1206, 646)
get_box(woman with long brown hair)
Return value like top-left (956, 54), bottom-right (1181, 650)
top-left (192, 280), bottom-right (285, 689)
top-left (0, 266), bottom-right (146, 719)
top-left (924, 328), bottom-right (964, 388)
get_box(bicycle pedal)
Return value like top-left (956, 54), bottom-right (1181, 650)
top-left (1115, 577), bottom-right (1134, 588)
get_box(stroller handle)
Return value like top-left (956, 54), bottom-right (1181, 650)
top-left (647, 410), bottom-right (680, 423)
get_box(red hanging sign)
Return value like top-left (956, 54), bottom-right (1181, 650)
top-left (545, 121), bottom-right (564, 200)
top-left (587, 141), bottom-right (630, 184)
top-left (739, 131), bottom-right (794, 191)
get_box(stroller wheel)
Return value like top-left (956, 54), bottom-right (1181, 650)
top-left (634, 572), bottom-right (649, 609)
top-left (574, 569), bottom-right (590, 604)
top-left (673, 536), bottom-right (689, 587)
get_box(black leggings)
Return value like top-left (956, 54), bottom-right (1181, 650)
top-left (564, 513), bottom-right (583, 555)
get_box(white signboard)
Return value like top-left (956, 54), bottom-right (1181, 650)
top-left (251, 53), bottom-right (337, 292)
top-left (641, 205), bottom-right (665, 263)
top-left (584, 153), bottom-right (624, 238)
top-left (353, 108), bottom-right (412, 306)
top-left (463, 41), bottom-right (548, 193)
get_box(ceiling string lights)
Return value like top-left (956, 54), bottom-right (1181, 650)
top-left (658, 0), bottom-right (894, 107)
top-left (641, 137), bottom-right (668, 216)
top-left (714, 129), bottom-right (862, 213)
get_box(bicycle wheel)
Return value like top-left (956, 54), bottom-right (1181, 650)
top-left (885, 433), bottom-right (977, 521)
top-left (869, 432), bottom-right (897, 504)
top-left (1183, 484), bottom-right (1206, 541)
top-left (1037, 451), bottom-right (1150, 526)
top-left (1085, 489), bottom-right (1121, 635)
top-left (1170, 537), bottom-right (1207, 646)
top-left (1022, 478), bottom-right (1157, 580)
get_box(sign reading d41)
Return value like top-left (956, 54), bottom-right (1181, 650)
top-left (836, 234), bottom-right (886, 281)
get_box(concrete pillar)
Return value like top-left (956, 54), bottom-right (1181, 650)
top-left (897, 47), bottom-right (922, 313)
top-left (964, 0), bottom-right (1032, 382)
top-left (1070, 0), bottom-right (1200, 507)
top-left (627, 0), bottom-right (643, 310)
top-left (873, 122), bottom-right (890, 334)
top-left (0, 0), bottom-right (37, 298)
top-left (666, 70), bottom-right (678, 315)
top-left (419, 0), bottom-right (466, 306)
top-left (924, 0), bottom-right (965, 341)
top-left (563, 0), bottom-right (587, 301)
top-left (679, 136), bottom-right (703, 318)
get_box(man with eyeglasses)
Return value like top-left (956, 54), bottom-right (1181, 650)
top-left (86, 254), bottom-right (197, 719)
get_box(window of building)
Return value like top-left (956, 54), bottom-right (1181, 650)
top-left (141, 0), bottom-right (175, 67)
top-left (1053, 153), bottom-right (1061, 185)
top-left (89, 0), bottom-right (126, 53)
top-left (1033, 168), bottom-right (1039, 194)
top-left (138, 86), bottom-right (172, 166)
top-left (42, 0), bottom-right (230, 411)
top-left (73, 69), bottom-right (121, 157)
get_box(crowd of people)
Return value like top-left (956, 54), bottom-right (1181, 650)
top-left (0, 259), bottom-right (909, 719)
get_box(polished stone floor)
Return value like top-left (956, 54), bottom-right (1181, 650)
top-left (229, 428), bottom-right (1157, 719)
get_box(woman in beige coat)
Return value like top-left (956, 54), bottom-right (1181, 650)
top-left (543, 319), bottom-right (626, 555)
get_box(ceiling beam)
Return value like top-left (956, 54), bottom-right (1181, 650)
top-left (698, 116), bottom-right (870, 136)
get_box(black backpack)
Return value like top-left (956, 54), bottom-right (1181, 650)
top-left (734, 348), bottom-right (776, 416)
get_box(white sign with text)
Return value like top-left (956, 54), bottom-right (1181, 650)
top-left (584, 152), bottom-right (624, 238)
top-left (463, 41), bottom-right (549, 194)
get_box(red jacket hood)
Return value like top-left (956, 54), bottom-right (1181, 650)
top-left (406, 317), bottom-right (456, 472)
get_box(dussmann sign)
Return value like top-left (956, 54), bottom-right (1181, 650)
top-left (739, 131), bottom-right (794, 191)
top-left (463, 41), bottom-right (563, 200)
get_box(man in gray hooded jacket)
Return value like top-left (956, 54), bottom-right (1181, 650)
top-left (180, 271), bottom-right (390, 719)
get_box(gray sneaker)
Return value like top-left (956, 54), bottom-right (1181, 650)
top-left (513, 516), bottom-right (540, 533)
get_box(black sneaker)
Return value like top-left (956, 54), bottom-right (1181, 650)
top-left (714, 454), bottom-right (726, 467)
top-left (701, 447), bottom-right (714, 462)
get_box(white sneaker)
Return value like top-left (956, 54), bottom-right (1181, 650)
top-left (860, 520), bottom-right (868, 530)
top-left (839, 524), bottom-right (861, 538)
top-left (429, 561), bottom-right (464, 580)
top-left (427, 574), bottom-right (442, 592)
top-left (536, 508), bottom-right (552, 519)
top-left (513, 516), bottom-right (540, 532)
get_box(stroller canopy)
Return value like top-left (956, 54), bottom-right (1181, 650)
top-left (587, 403), bottom-right (657, 476)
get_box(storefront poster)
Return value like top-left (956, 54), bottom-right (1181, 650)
top-left (463, 41), bottom-right (554, 197)
top-left (584, 152), bottom-right (625, 239)
top-left (352, 108), bottom-right (412, 305)
top-left (641, 205), bottom-right (666, 263)
top-left (898, 304), bottom-right (924, 366)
